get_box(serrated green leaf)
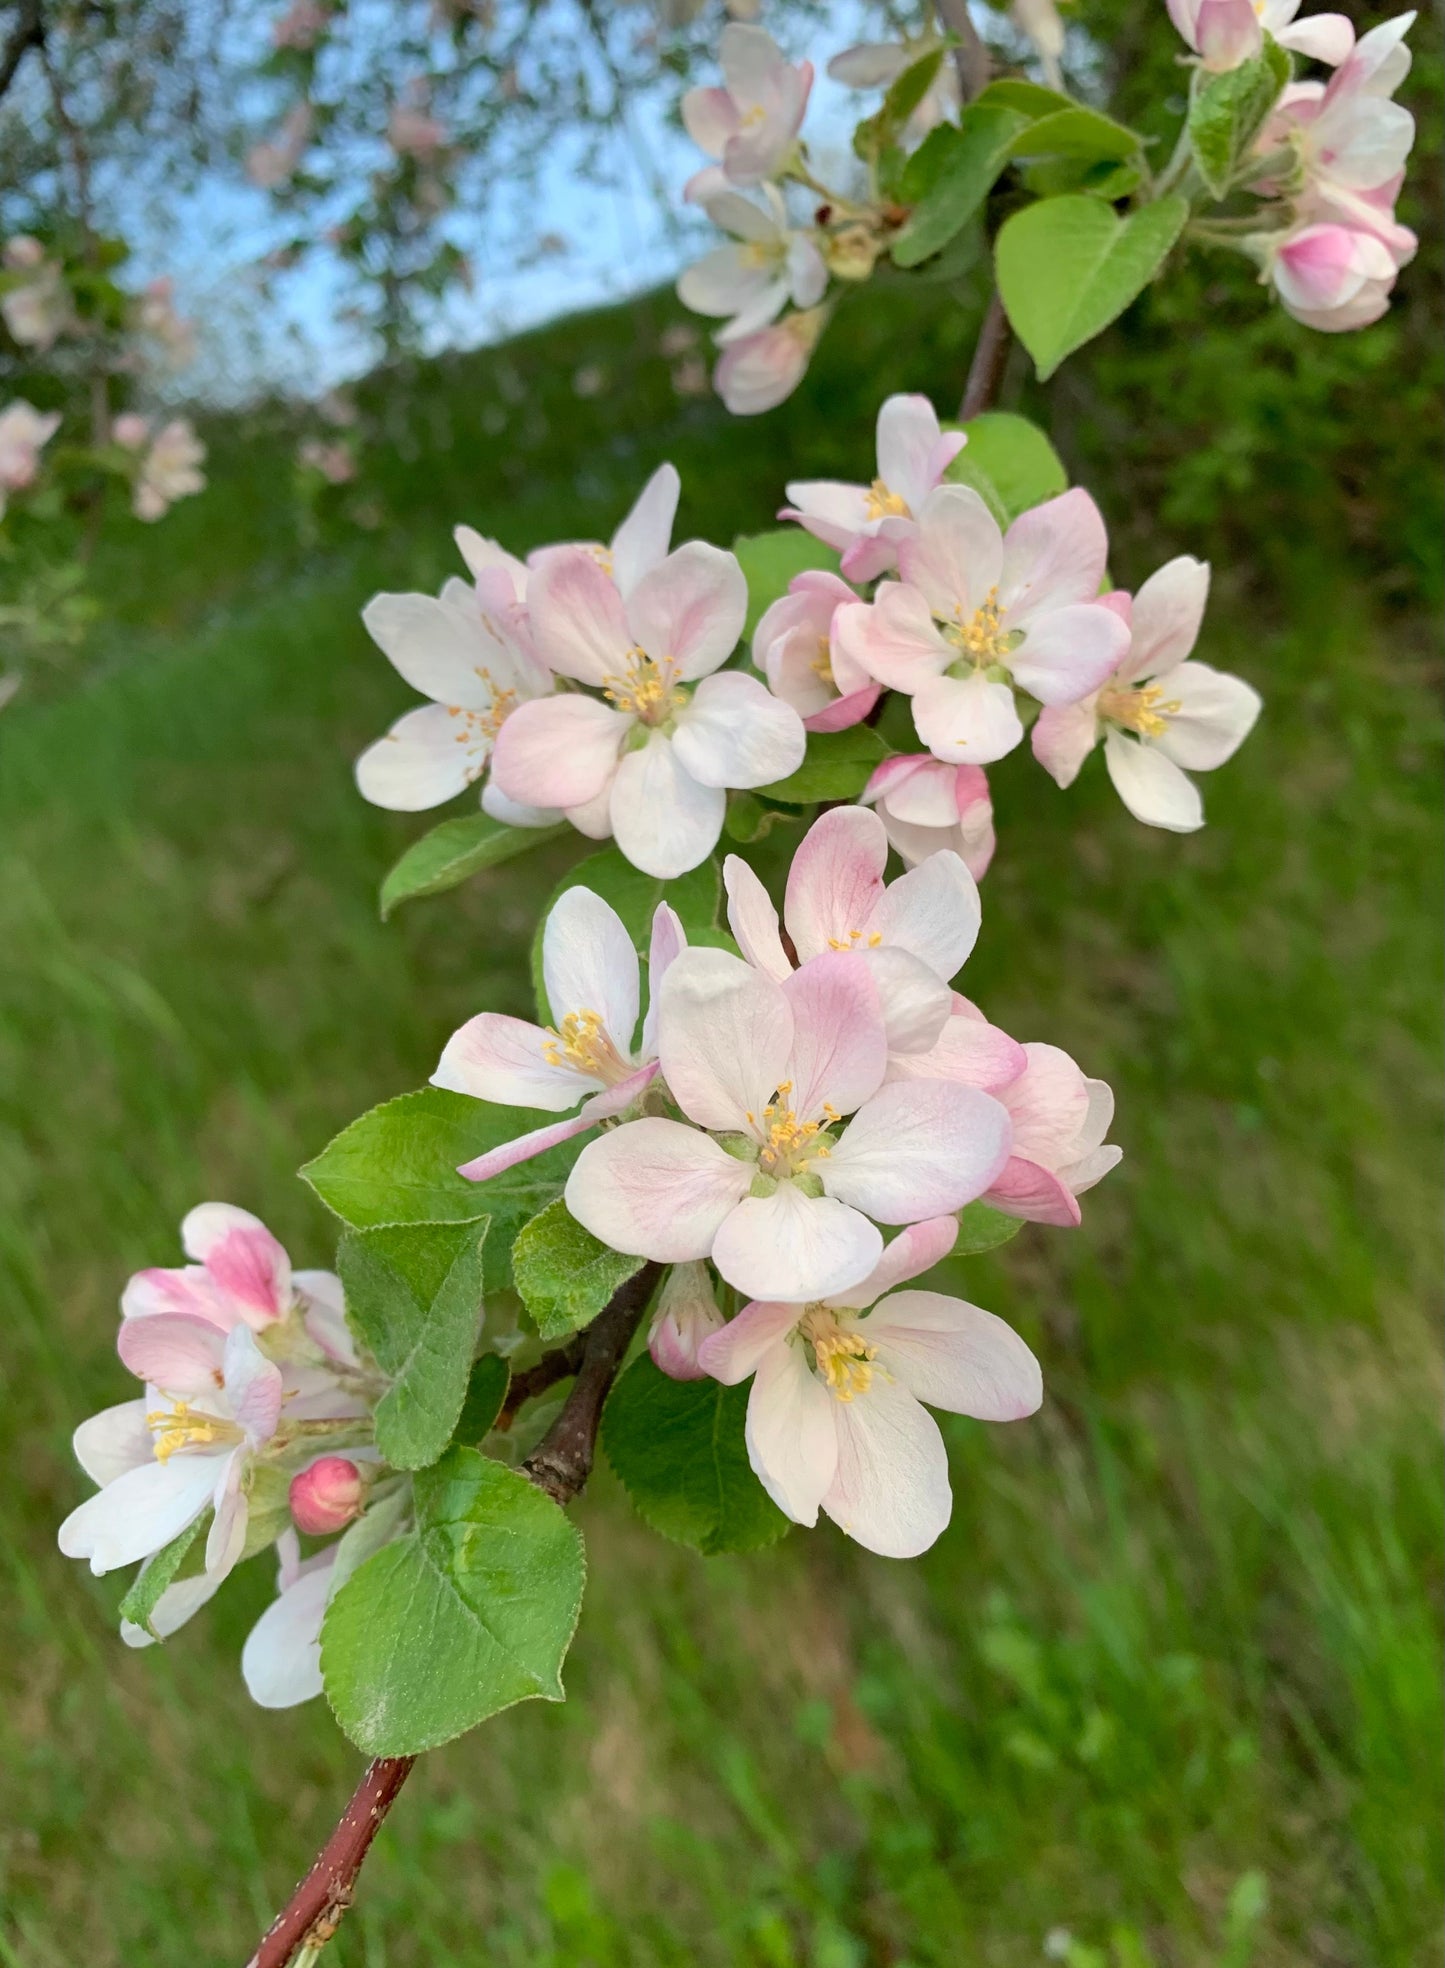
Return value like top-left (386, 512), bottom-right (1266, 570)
top-left (529, 844), bottom-right (721, 1022)
top-left (756, 727), bottom-right (889, 806)
top-left (329, 1484), bottom-right (412, 1597)
top-left (1008, 105), bottom-right (1143, 165)
top-left (321, 1446), bottom-right (585, 1755)
top-left (118, 1516), bottom-right (205, 1639)
top-left (952, 1200), bottom-right (1025, 1255)
top-left (995, 194), bottom-right (1188, 379)
top-left (1188, 42), bottom-right (1291, 198)
top-left (945, 411), bottom-right (1068, 522)
top-left (892, 104), bottom-right (1033, 269)
top-left (452, 1351), bottom-right (511, 1444)
top-left (732, 529), bottom-right (840, 639)
top-left (512, 1198), bottom-right (647, 1341)
top-left (379, 813), bottom-right (568, 919)
top-left (338, 1217), bottom-right (488, 1469)
top-left (602, 1355), bottom-right (789, 1555)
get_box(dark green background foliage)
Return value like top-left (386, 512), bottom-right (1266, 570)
top-left (0, 7), bottom-right (1440, 1958)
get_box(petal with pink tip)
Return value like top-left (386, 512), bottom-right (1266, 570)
top-left (783, 804), bottom-right (887, 962)
top-left (898, 484), bottom-right (1003, 619)
top-left (1000, 1042), bottom-right (1090, 1163)
top-left (118, 1312), bottom-right (227, 1395)
top-left (121, 1263), bottom-right (233, 1328)
top-left (867, 848), bottom-right (980, 979)
top-left (223, 1324), bottom-right (285, 1444)
top-left (626, 542), bottom-right (747, 682)
top-left (821, 1376), bottom-right (951, 1558)
top-left (490, 694), bottom-right (630, 811)
top-left (866, 1290), bottom-right (1042, 1419)
top-left (456, 1065), bottom-right (659, 1183)
top-left (832, 586), bottom-right (950, 693)
top-left (527, 546), bottom-right (633, 684)
top-left (1010, 602), bottom-right (1130, 707)
top-left (433, 1011), bottom-right (595, 1111)
top-left (659, 946), bottom-right (792, 1130)
top-left (711, 1183), bottom-right (882, 1303)
top-left (744, 1337), bottom-right (838, 1525)
top-left (1121, 555), bottom-right (1210, 683)
top-left (723, 855), bottom-right (792, 981)
top-left (698, 1298), bottom-right (801, 1383)
top-left (823, 1080), bottom-right (1012, 1222)
top-left (565, 1118), bottom-right (752, 1261)
top-left (182, 1204), bottom-right (291, 1326)
top-left (828, 1215), bottom-right (961, 1309)
top-left (1031, 700), bottom-right (1101, 788)
top-left (998, 487), bottom-right (1110, 627)
top-left (781, 950), bottom-right (888, 1119)
top-left (886, 1010), bottom-right (1027, 1095)
top-left (984, 1154), bottom-right (1083, 1227)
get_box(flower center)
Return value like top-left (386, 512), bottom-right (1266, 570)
top-left (1098, 681), bottom-right (1178, 740)
top-left (825, 927), bottom-right (883, 951)
top-left (602, 648), bottom-right (685, 726)
top-left (800, 1307), bottom-right (878, 1403)
top-left (745, 1081), bottom-right (839, 1177)
top-left (943, 586), bottom-right (1013, 667)
top-left (445, 667), bottom-right (518, 765)
top-left (542, 1009), bottom-right (631, 1083)
top-left (810, 635), bottom-right (835, 685)
top-left (865, 478), bottom-right (910, 521)
top-left (146, 1400), bottom-right (242, 1462)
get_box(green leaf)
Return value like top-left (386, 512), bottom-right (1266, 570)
top-left (239, 1464), bottom-right (293, 1561)
top-left (530, 844), bottom-right (721, 1021)
top-left (329, 1484), bottom-right (412, 1596)
top-left (1188, 41), bottom-right (1291, 198)
top-left (338, 1217), bottom-right (489, 1469)
top-left (1008, 105), bottom-right (1143, 165)
top-left (724, 792), bottom-right (801, 845)
top-left (945, 411), bottom-right (1068, 522)
top-left (952, 1200), bottom-right (1025, 1255)
top-left (321, 1446), bottom-right (585, 1755)
top-left (892, 104), bottom-right (1033, 269)
top-left (732, 529), bottom-right (840, 639)
top-left (512, 1198), bottom-right (647, 1341)
top-left (974, 78), bottom-right (1073, 118)
top-left (1020, 155), bottom-right (1144, 202)
top-left (602, 1355), bottom-right (789, 1555)
top-left (379, 813), bottom-right (568, 919)
top-left (995, 194), bottom-right (1188, 380)
top-left (755, 727), bottom-right (889, 806)
top-left (854, 48), bottom-right (948, 167)
top-left (452, 1351), bottom-right (511, 1444)
top-left (118, 1516), bottom-right (205, 1639)
top-left (301, 1087), bottom-right (583, 1272)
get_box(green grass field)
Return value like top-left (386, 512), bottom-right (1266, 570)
top-left (0, 289), bottom-right (1440, 1968)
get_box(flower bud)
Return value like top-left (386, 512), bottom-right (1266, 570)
top-left (289, 1456), bottom-right (364, 1535)
top-left (648, 1262), bottom-right (726, 1381)
top-left (823, 223), bottom-right (882, 282)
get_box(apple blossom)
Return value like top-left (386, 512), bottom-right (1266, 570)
top-left (566, 947), bottom-right (1012, 1303)
top-left (134, 418), bottom-right (207, 521)
top-left (714, 305), bottom-right (827, 415)
top-left (862, 755), bottom-right (996, 879)
top-left (112, 412), bottom-right (151, 450)
top-left (0, 399), bottom-right (61, 514)
top-left (1031, 556), bottom-right (1261, 832)
top-left (782, 392), bottom-right (967, 583)
top-left (981, 1043), bottom-right (1122, 1227)
top-left (355, 567), bottom-right (553, 815)
top-left (699, 1216), bottom-right (1041, 1556)
top-left (1260, 220), bottom-right (1403, 328)
top-left (722, 803), bottom-right (979, 1054)
top-left (681, 25), bottom-right (813, 192)
top-left (752, 569), bottom-right (880, 729)
top-left (836, 485), bottom-right (1130, 766)
top-left (519, 459), bottom-right (681, 602)
top-left (242, 1533), bottom-right (338, 1708)
top-left (885, 994), bottom-right (1028, 1099)
top-left (1169, 0), bottom-right (1355, 67)
top-left (246, 102), bottom-right (315, 188)
top-left (437, 886), bottom-right (685, 1182)
top-left (290, 1455), bottom-right (365, 1534)
top-left (1, 236), bottom-right (70, 349)
top-left (678, 186), bottom-right (827, 346)
top-left (136, 277), bottom-right (197, 366)
top-left (648, 1261), bottom-right (727, 1380)
top-left (492, 536), bottom-right (804, 877)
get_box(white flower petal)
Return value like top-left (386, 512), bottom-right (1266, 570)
top-left (745, 1338), bottom-right (838, 1525)
top-left (1103, 731), bottom-right (1204, 832)
top-left (355, 704), bottom-right (486, 811)
top-left (865, 1289), bottom-right (1042, 1419)
top-left (610, 735), bottom-right (725, 879)
top-left (542, 885), bottom-right (640, 1046)
top-left (658, 946), bottom-right (792, 1132)
top-left (565, 1118), bottom-right (752, 1261)
top-left (824, 1080), bottom-right (1012, 1221)
top-left (821, 1376), bottom-right (951, 1558)
top-left (711, 1183), bottom-right (882, 1302)
top-left (671, 671), bottom-right (806, 790)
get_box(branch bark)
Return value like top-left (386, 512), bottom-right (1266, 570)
top-left (247, 1260), bottom-right (662, 1967)
top-left (0, 0), bottom-right (44, 107)
top-left (959, 291), bottom-right (1013, 420)
top-left (934, 0), bottom-right (991, 103)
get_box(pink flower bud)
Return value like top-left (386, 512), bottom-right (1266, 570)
top-left (1268, 222), bottom-right (1400, 331)
top-left (714, 307), bottom-right (825, 416)
top-left (863, 755), bottom-right (995, 879)
top-left (648, 1262), bottom-right (726, 1381)
top-left (289, 1456), bottom-right (364, 1534)
top-left (112, 412), bottom-right (151, 451)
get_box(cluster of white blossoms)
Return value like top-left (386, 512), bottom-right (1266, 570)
top-left (57, 1206), bottom-right (382, 1707)
top-left (437, 804), bottom-right (1120, 1556)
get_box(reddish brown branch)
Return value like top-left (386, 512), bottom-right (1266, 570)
top-left (494, 1334), bottom-right (587, 1429)
top-left (934, 0), bottom-right (991, 102)
top-left (959, 292), bottom-right (1013, 420)
top-left (246, 1260), bottom-right (661, 1966)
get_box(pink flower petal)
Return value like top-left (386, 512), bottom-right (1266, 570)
top-left (824, 1080), bottom-right (1012, 1222)
top-left (828, 1214), bottom-right (961, 1309)
top-left (182, 1203), bottom-right (291, 1326)
top-left (784, 804), bottom-right (887, 963)
top-left (699, 1297), bottom-right (801, 1383)
top-left (456, 1065), bottom-right (660, 1183)
top-left (433, 1011), bottom-right (596, 1111)
top-left (609, 734), bottom-right (726, 878)
top-left (781, 949), bottom-right (888, 1119)
top-left (527, 546), bottom-right (633, 684)
top-left (658, 947), bottom-right (792, 1132)
top-left (999, 487), bottom-right (1110, 628)
top-left (117, 1312), bottom-right (227, 1394)
top-left (565, 1117), bottom-right (752, 1261)
top-left (1009, 602), bottom-right (1130, 707)
top-left (898, 484), bottom-right (1003, 619)
top-left (490, 694), bottom-right (630, 811)
top-left (865, 1289), bottom-right (1042, 1418)
top-left (723, 855), bottom-right (792, 981)
top-left (626, 542), bottom-right (747, 682)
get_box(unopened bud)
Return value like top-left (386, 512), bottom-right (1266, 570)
top-left (289, 1456), bottom-right (364, 1535)
top-left (649, 1262), bottom-right (725, 1381)
top-left (823, 223), bottom-right (883, 282)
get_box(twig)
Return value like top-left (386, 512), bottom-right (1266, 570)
top-left (0, 0), bottom-right (44, 106)
top-left (246, 1261), bottom-right (662, 1966)
top-left (959, 291), bottom-right (1012, 420)
top-left (494, 1334), bottom-right (587, 1429)
top-left (934, 0), bottom-right (991, 102)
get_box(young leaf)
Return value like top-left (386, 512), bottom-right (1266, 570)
top-left (892, 104), bottom-right (1033, 268)
top-left (512, 1198), bottom-right (647, 1341)
top-left (952, 1200), bottom-right (1025, 1255)
top-left (725, 792), bottom-right (800, 845)
top-left (1008, 105), bottom-right (1143, 166)
top-left (995, 194), bottom-right (1189, 379)
top-left (946, 411), bottom-right (1068, 522)
top-left (117, 1516), bottom-right (205, 1640)
top-left (755, 726), bottom-right (889, 805)
top-left (529, 844), bottom-right (721, 1021)
top-left (452, 1351), bottom-right (511, 1444)
top-left (338, 1216), bottom-right (489, 1469)
top-left (854, 47), bottom-right (947, 166)
top-left (320, 1446), bottom-right (585, 1756)
top-left (974, 78), bottom-right (1073, 118)
top-left (1188, 42), bottom-right (1291, 198)
top-left (732, 529), bottom-right (840, 639)
top-left (379, 813), bottom-right (568, 920)
top-left (603, 1355), bottom-right (790, 1555)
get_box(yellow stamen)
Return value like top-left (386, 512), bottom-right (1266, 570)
top-left (801, 1308), bottom-right (878, 1403)
top-left (145, 1400), bottom-right (241, 1463)
top-left (1099, 681), bottom-right (1179, 741)
top-left (541, 1009), bottom-right (631, 1083)
top-left (865, 478), bottom-right (910, 521)
top-left (825, 928), bottom-right (884, 950)
top-left (810, 635), bottom-right (835, 686)
top-left (946, 585), bottom-right (1009, 664)
top-left (755, 1084), bottom-right (837, 1174)
top-left (600, 648), bottom-right (683, 725)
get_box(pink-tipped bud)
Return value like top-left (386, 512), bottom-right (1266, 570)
top-left (112, 412), bottom-right (151, 451)
top-left (289, 1456), bottom-right (364, 1535)
top-left (649, 1262), bottom-right (726, 1381)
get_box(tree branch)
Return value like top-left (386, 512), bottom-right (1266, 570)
top-left (959, 291), bottom-right (1013, 420)
top-left (246, 1261), bottom-right (661, 1967)
top-left (0, 0), bottom-right (44, 107)
top-left (934, 0), bottom-right (991, 103)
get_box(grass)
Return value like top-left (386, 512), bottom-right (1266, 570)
top-left (0, 286), bottom-right (1440, 1968)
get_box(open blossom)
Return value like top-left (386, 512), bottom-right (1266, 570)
top-left (134, 417), bottom-right (206, 521)
top-left (862, 755), bottom-right (996, 879)
top-left (566, 947), bottom-right (1012, 1303)
top-left (0, 399), bottom-right (61, 514)
top-left (1167, 0), bottom-right (1353, 70)
top-left (1031, 556), bottom-right (1261, 832)
top-left (678, 187), bottom-right (826, 345)
top-left (136, 277), bottom-right (196, 365)
top-left (714, 306), bottom-right (826, 415)
top-left (837, 486), bottom-right (1130, 766)
top-left (492, 538), bottom-right (804, 878)
top-left (722, 804), bottom-right (979, 1054)
top-left (699, 1216), bottom-right (1041, 1556)
top-left (521, 458), bottom-right (681, 603)
top-left (681, 25), bottom-right (812, 192)
top-left (982, 1044), bottom-right (1121, 1227)
top-left (649, 1261), bottom-right (727, 1380)
top-left (1260, 220), bottom-right (1403, 329)
top-left (242, 1533), bottom-right (338, 1708)
top-left (112, 411), bottom-right (151, 450)
top-left (436, 885), bottom-right (684, 1181)
top-left (783, 393), bottom-right (966, 583)
top-left (753, 569), bottom-right (879, 729)
top-left (3, 237), bottom-right (71, 348)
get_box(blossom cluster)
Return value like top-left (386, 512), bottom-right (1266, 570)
top-left (435, 804), bottom-right (1119, 1555)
